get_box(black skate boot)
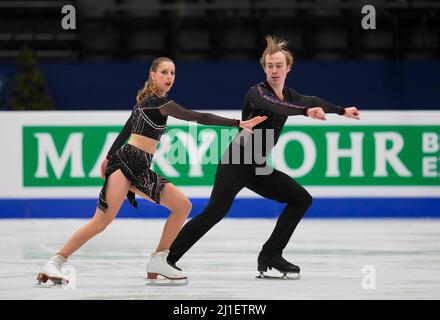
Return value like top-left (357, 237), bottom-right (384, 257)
top-left (257, 254), bottom-right (301, 280)
top-left (167, 258), bottom-right (183, 272)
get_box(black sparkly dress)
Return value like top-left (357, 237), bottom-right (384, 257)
top-left (98, 93), bottom-right (239, 212)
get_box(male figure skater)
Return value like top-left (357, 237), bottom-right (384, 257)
top-left (161, 36), bottom-right (361, 280)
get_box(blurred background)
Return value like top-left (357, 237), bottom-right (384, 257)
top-left (0, 0), bottom-right (439, 111)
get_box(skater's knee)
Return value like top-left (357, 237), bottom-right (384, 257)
top-left (287, 191), bottom-right (313, 208)
top-left (184, 198), bottom-right (192, 213)
top-left (302, 192), bottom-right (313, 207)
top-left (166, 196), bottom-right (192, 218)
top-left (177, 198), bottom-right (192, 217)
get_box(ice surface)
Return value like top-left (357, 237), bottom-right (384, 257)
top-left (0, 218), bottom-right (439, 300)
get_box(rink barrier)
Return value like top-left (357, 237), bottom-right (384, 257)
top-left (1, 198), bottom-right (439, 219)
top-left (1, 110), bottom-right (439, 218)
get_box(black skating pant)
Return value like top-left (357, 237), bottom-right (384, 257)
top-left (168, 163), bottom-right (313, 264)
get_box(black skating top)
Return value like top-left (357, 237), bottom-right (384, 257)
top-left (107, 93), bottom-right (240, 158)
top-left (232, 81), bottom-right (346, 162)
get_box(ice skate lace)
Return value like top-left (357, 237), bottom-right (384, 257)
top-left (156, 252), bottom-right (170, 267)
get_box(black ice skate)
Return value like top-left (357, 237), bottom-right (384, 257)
top-left (256, 255), bottom-right (301, 280)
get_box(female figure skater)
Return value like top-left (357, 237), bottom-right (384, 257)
top-left (36, 57), bottom-right (267, 286)
top-left (156, 36), bottom-right (360, 280)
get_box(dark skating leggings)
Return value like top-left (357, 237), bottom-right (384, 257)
top-left (168, 163), bottom-right (313, 264)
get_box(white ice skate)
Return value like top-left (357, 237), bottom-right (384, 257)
top-left (145, 250), bottom-right (188, 286)
top-left (35, 254), bottom-right (70, 288)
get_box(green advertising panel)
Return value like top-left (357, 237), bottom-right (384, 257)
top-left (23, 125), bottom-right (440, 187)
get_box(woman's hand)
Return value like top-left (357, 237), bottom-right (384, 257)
top-left (100, 158), bottom-right (109, 179)
top-left (307, 107), bottom-right (327, 120)
top-left (239, 115), bottom-right (268, 133)
top-left (344, 107), bottom-right (361, 120)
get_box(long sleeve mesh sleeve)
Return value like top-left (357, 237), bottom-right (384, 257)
top-left (289, 89), bottom-right (345, 115)
top-left (159, 101), bottom-right (238, 127)
top-left (247, 84), bottom-right (308, 116)
top-left (106, 112), bottom-right (133, 159)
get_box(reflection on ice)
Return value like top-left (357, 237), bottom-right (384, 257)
top-left (0, 218), bottom-right (439, 299)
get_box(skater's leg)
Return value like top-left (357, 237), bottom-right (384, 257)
top-left (247, 169), bottom-right (312, 258)
top-left (126, 183), bottom-right (191, 282)
top-left (168, 165), bottom-right (251, 264)
top-left (37, 170), bottom-right (130, 284)
top-left (156, 183), bottom-right (192, 252)
top-left (58, 169), bottom-right (131, 258)
top-left (130, 183), bottom-right (192, 252)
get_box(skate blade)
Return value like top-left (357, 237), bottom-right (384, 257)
top-left (35, 273), bottom-right (68, 288)
top-left (145, 278), bottom-right (188, 286)
top-left (256, 271), bottom-right (301, 280)
top-left (34, 281), bottom-right (67, 288)
top-left (145, 273), bottom-right (188, 286)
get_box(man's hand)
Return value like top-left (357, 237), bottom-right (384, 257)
top-left (307, 107), bottom-right (327, 120)
top-left (100, 158), bottom-right (109, 179)
top-left (344, 107), bottom-right (360, 120)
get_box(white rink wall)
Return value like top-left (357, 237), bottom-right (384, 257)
top-left (0, 110), bottom-right (439, 218)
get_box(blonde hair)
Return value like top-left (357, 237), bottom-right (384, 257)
top-left (136, 57), bottom-right (174, 103)
top-left (259, 35), bottom-right (294, 68)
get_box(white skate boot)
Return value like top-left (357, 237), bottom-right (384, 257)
top-left (146, 250), bottom-right (188, 286)
top-left (36, 254), bottom-right (70, 287)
